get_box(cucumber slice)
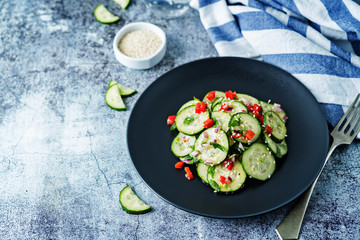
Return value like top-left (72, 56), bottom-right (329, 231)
top-left (197, 162), bottom-right (209, 184)
top-left (263, 111), bottom-right (287, 142)
top-left (108, 80), bottom-right (117, 87)
top-left (175, 105), bottom-right (210, 135)
top-left (117, 83), bottom-right (137, 96)
top-left (177, 99), bottom-right (201, 113)
top-left (260, 101), bottom-right (287, 123)
top-left (229, 113), bottom-right (261, 144)
top-left (212, 100), bottom-right (248, 116)
top-left (171, 133), bottom-right (196, 157)
top-left (108, 80), bottom-right (137, 96)
top-left (194, 127), bottom-right (229, 166)
top-left (242, 143), bottom-right (276, 181)
top-left (211, 111), bottom-right (231, 132)
top-left (207, 159), bottom-right (247, 192)
top-left (237, 93), bottom-right (259, 106)
top-left (227, 132), bottom-right (235, 147)
top-left (105, 84), bottom-right (126, 110)
top-left (264, 133), bottom-right (288, 158)
top-left (94, 4), bottom-right (120, 24)
top-left (211, 97), bottom-right (224, 111)
top-left (113, 0), bottom-right (131, 9)
top-left (119, 186), bottom-right (151, 214)
top-left (203, 91), bottom-right (225, 107)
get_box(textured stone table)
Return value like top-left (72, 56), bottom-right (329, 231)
top-left (1, 1), bottom-right (359, 239)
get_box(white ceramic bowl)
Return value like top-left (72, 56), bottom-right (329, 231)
top-left (113, 22), bottom-right (166, 70)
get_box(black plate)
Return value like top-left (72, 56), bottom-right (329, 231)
top-left (127, 57), bottom-right (329, 218)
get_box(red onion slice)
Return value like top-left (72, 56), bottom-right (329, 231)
top-left (202, 131), bottom-right (209, 139)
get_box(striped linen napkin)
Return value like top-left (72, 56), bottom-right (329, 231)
top-left (190, 0), bottom-right (360, 135)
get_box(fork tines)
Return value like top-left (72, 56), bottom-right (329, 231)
top-left (335, 93), bottom-right (360, 138)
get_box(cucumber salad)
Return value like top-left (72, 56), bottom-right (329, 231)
top-left (167, 90), bottom-right (288, 193)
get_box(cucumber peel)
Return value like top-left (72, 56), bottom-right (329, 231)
top-left (113, 0), bottom-right (131, 9)
top-left (119, 186), bottom-right (151, 214)
top-left (105, 84), bottom-right (126, 110)
top-left (105, 80), bottom-right (137, 111)
top-left (109, 80), bottom-right (137, 96)
top-left (94, 4), bottom-right (120, 24)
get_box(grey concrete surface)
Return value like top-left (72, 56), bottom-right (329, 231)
top-left (0, 0), bottom-right (359, 239)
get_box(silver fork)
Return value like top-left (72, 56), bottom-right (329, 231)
top-left (275, 93), bottom-right (360, 240)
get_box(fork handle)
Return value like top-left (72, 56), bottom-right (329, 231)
top-left (275, 141), bottom-right (339, 240)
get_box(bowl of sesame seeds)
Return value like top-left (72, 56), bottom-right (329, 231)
top-left (113, 22), bottom-right (166, 69)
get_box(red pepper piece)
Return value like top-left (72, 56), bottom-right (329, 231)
top-left (225, 90), bottom-right (237, 100)
top-left (259, 115), bottom-right (264, 125)
top-left (253, 104), bottom-right (261, 112)
top-left (219, 175), bottom-right (226, 185)
top-left (265, 124), bottom-right (273, 134)
top-left (184, 167), bottom-right (194, 180)
top-left (253, 111), bottom-right (261, 119)
top-left (220, 103), bottom-right (232, 112)
top-left (247, 104), bottom-right (254, 112)
top-left (195, 102), bottom-right (207, 114)
top-left (232, 130), bottom-right (242, 139)
top-left (203, 119), bottom-right (214, 129)
top-left (206, 91), bottom-right (216, 102)
top-left (175, 161), bottom-right (184, 169)
top-left (167, 115), bottom-right (176, 125)
top-left (244, 130), bottom-right (255, 140)
top-left (223, 159), bottom-right (234, 171)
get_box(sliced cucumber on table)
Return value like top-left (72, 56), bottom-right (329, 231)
top-left (108, 80), bottom-right (117, 87)
top-left (113, 0), bottom-right (131, 9)
top-left (242, 143), bottom-right (276, 181)
top-left (263, 110), bottom-right (287, 142)
top-left (175, 105), bottom-right (210, 135)
top-left (94, 4), bottom-right (120, 24)
top-left (207, 159), bottom-right (247, 192)
top-left (119, 186), bottom-right (151, 214)
top-left (109, 80), bottom-right (137, 96)
top-left (194, 126), bottom-right (229, 166)
top-left (171, 132), bottom-right (196, 157)
top-left (105, 84), bottom-right (126, 110)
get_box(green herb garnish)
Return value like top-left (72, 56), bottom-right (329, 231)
top-left (210, 142), bottom-right (226, 152)
top-left (183, 116), bottom-right (195, 125)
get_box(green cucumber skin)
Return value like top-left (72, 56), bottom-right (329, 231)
top-left (105, 85), bottom-right (127, 111)
top-left (119, 186), bottom-right (151, 214)
top-left (94, 4), bottom-right (120, 24)
top-left (229, 113), bottom-right (261, 144)
top-left (117, 84), bottom-right (137, 97)
top-left (264, 134), bottom-right (288, 158)
top-left (263, 111), bottom-right (287, 142)
top-left (121, 205), bottom-right (151, 215)
top-left (171, 133), bottom-right (196, 158)
top-left (175, 105), bottom-right (209, 136)
top-left (196, 162), bottom-right (209, 184)
top-left (177, 99), bottom-right (201, 114)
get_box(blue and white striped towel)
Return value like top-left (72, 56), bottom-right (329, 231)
top-left (190, 0), bottom-right (360, 135)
